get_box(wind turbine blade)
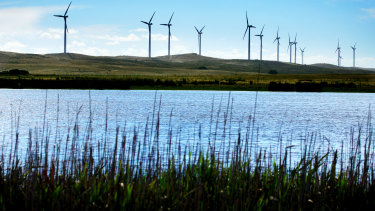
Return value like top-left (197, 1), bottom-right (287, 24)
top-left (243, 27), bottom-right (248, 40)
top-left (260, 25), bottom-right (264, 35)
top-left (200, 26), bottom-right (205, 33)
top-left (246, 11), bottom-right (249, 26)
top-left (54, 15), bottom-right (64, 17)
top-left (168, 12), bottom-right (174, 24)
top-left (294, 33), bottom-right (297, 43)
top-left (277, 26), bottom-right (279, 37)
top-left (64, 1), bottom-right (72, 16)
top-left (141, 21), bottom-right (149, 25)
top-left (149, 11), bottom-right (156, 23)
top-left (65, 22), bottom-right (69, 33)
top-left (160, 24), bottom-right (168, 26)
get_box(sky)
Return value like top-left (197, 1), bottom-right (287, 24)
top-left (0, 0), bottom-right (374, 68)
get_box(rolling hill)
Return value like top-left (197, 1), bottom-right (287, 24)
top-left (0, 51), bottom-right (373, 76)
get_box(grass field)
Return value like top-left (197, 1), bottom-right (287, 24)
top-left (1, 51), bottom-right (375, 92)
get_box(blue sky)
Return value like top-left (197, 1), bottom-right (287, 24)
top-left (0, 0), bottom-right (374, 67)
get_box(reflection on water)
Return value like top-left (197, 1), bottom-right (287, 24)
top-left (0, 89), bottom-right (373, 165)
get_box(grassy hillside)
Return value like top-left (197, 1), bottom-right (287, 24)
top-left (0, 51), bottom-right (374, 91)
top-left (0, 51), bottom-right (373, 76)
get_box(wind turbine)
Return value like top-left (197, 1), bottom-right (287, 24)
top-left (243, 11), bottom-right (256, 61)
top-left (161, 12), bottom-right (174, 59)
top-left (195, 26), bottom-right (205, 56)
top-left (141, 11), bottom-right (156, 58)
top-left (300, 47), bottom-right (306, 65)
top-left (335, 40), bottom-right (341, 67)
top-left (273, 27), bottom-right (280, 62)
top-left (287, 34), bottom-right (293, 63)
top-left (293, 34), bottom-right (297, 64)
top-left (351, 43), bottom-right (357, 68)
top-left (255, 25), bottom-right (265, 61)
top-left (54, 1), bottom-right (72, 54)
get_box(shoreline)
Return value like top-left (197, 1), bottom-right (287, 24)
top-left (1, 76), bottom-right (375, 93)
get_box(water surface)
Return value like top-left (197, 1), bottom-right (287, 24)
top-left (0, 89), bottom-right (373, 161)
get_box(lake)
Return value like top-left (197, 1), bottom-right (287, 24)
top-left (0, 89), bottom-right (373, 165)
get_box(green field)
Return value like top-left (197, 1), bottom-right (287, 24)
top-left (1, 51), bottom-right (374, 92)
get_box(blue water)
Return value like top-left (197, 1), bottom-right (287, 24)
top-left (0, 89), bottom-right (373, 163)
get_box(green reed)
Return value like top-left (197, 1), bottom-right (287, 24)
top-left (0, 96), bottom-right (374, 210)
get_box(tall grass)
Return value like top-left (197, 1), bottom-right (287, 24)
top-left (0, 95), bottom-right (374, 210)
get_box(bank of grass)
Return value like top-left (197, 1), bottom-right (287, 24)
top-left (1, 73), bottom-right (375, 92)
top-left (0, 96), bottom-right (374, 210)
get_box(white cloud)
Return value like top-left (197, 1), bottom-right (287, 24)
top-left (39, 28), bottom-right (62, 39)
top-left (152, 33), bottom-right (168, 41)
top-left (141, 33), bottom-right (169, 41)
top-left (0, 6), bottom-right (61, 35)
top-left (130, 28), bottom-right (148, 32)
top-left (97, 34), bottom-right (140, 45)
top-left (356, 57), bottom-right (375, 68)
top-left (72, 41), bottom-right (86, 47)
top-left (362, 8), bottom-right (375, 18)
top-left (1, 41), bottom-right (26, 52)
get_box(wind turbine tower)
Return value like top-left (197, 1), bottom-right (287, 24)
top-left (293, 34), bottom-right (297, 64)
top-left (54, 1), bottom-right (72, 54)
top-left (243, 11), bottom-right (256, 61)
top-left (195, 26), bottom-right (205, 56)
top-left (161, 12), bottom-right (174, 59)
top-left (255, 25), bottom-right (265, 61)
top-left (287, 34), bottom-right (293, 63)
top-left (300, 47), bottom-right (306, 65)
top-left (335, 40), bottom-right (341, 67)
top-left (273, 27), bottom-right (280, 62)
top-left (351, 43), bottom-right (357, 68)
top-left (141, 11), bottom-right (156, 58)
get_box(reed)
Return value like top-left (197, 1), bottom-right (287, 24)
top-left (0, 95), bottom-right (374, 210)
